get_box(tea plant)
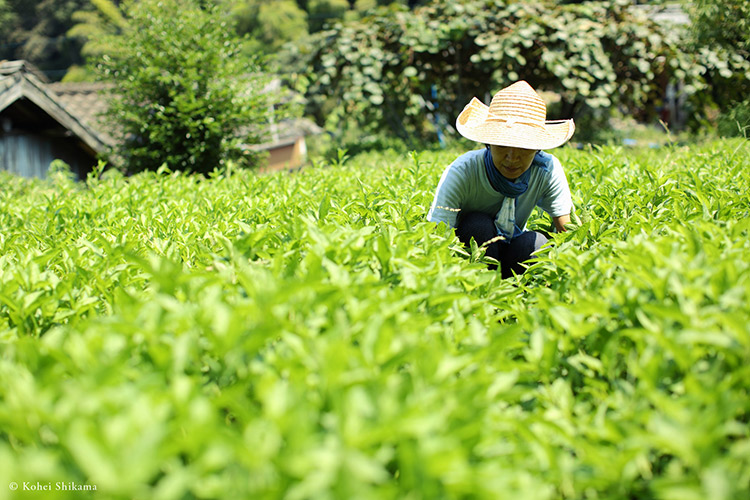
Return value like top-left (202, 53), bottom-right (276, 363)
top-left (1, 140), bottom-right (748, 499)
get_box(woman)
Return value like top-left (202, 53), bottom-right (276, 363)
top-left (427, 81), bottom-right (575, 278)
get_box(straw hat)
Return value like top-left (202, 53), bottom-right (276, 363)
top-left (455, 81), bottom-right (575, 150)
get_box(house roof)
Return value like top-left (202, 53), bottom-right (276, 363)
top-left (48, 81), bottom-right (117, 146)
top-left (0, 60), bottom-right (50, 82)
top-left (0, 61), bottom-right (110, 155)
top-left (1, 60), bottom-right (322, 157)
top-left (250, 117), bottom-right (324, 152)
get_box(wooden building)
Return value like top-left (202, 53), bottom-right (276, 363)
top-left (252, 117), bottom-right (323, 173)
top-left (0, 60), bottom-right (322, 180)
top-left (0, 61), bottom-right (108, 179)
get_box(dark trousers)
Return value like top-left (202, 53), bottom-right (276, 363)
top-left (455, 212), bottom-right (548, 278)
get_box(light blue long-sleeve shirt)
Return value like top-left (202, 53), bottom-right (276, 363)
top-left (427, 149), bottom-right (573, 231)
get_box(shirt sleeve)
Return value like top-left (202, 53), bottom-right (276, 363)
top-left (427, 162), bottom-right (465, 228)
top-left (536, 155), bottom-right (573, 217)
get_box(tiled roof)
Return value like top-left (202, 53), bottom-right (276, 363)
top-left (0, 60), bottom-right (49, 82)
top-left (0, 61), bottom-right (109, 154)
top-left (48, 81), bottom-right (117, 146)
top-left (2, 60), bottom-right (322, 154)
top-left (251, 118), bottom-right (325, 152)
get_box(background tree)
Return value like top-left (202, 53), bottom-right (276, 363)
top-left (220, 0), bottom-right (410, 55)
top-left (282, 0), bottom-right (692, 149)
top-left (0, 0), bottom-right (16, 44)
top-left (3, 0), bottom-right (747, 149)
top-left (689, 0), bottom-right (750, 54)
top-left (96, 0), bottom-right (279, 174)
top-left (229, 0), bottom-right (309, 54)
top-left (308, 0), bottom-right (350, 32)
top-left (686, 0), bottom-right (750, 136)
top-left (2, 0), bottom-right (424, 80)
top-left (1, 0), bottom-right (88, 79)
top-left (65, 0), bottom-right (128, 81)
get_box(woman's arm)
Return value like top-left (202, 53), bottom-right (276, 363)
top-left (552, 214), bottom-right (570, 233)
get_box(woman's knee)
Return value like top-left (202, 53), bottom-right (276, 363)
top-left (455, 212), bottom-right (496, 245)
top-left (455, 212), bottom-right (502, 269)
top-left (507, 231), bottom-right (548, 261)
top-left (531, 231), bottom-right (549, 253)
top-left (499, 231), bottom-right (548, 278)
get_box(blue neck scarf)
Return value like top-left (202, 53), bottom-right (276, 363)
top-left (484, 147), bottom-right (532, 197)
top-left (484, 148), bottom-right (535, 241)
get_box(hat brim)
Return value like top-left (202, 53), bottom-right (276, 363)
top-left (455, 97), bottom-right (575, 150)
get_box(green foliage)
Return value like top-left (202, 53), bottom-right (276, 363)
top-left (684, 0), bottom-right (750, 121)
top-left (2, 0), bottom-right (410, 78)
top-left (282, 0), bottom-right (750, 145)
top-left (283, 0), bottom-right (696, 147)
top-left (717, 99), bottom-right (750, 138)
top-left (308, 0), bottom-right (350, 31)
top-left (0, 0), bottom-right (16, 42)
top-left (68, 0), bottom-right (128, 59)
top-left (224, 0), bottom-right (403, 55)
top-left (1, 0), bottom-right (88, 79)
top-left (689, 0), bottom-right (750, 54)
top-left (1, 140), bottom-right (749, 498)
top-left (63, 0), bottom-right (128, 81)
top-left (230, 0), bottom-right (309, 53)
top-left (95, 0), bottom-right (275, 175)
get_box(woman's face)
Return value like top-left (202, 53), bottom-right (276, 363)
top-left (489, 145), bottom-right (537, 180)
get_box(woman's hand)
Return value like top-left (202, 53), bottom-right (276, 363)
top-left (553, 214), bottom-right (571, 233)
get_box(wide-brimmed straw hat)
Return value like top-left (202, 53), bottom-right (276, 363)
top-left (456, 81), bottom-right (575, 150)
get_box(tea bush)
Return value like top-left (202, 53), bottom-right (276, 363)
top-left (1, 140), bottom-right (748, 499)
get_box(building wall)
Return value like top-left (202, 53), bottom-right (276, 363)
top-left (0, 132), bottom-right (95, 179)
top-left (261, 137), bottom-right (307, 173)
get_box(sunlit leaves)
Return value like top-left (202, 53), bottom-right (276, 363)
top-left (1, 140), bottom-right (749, 498)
